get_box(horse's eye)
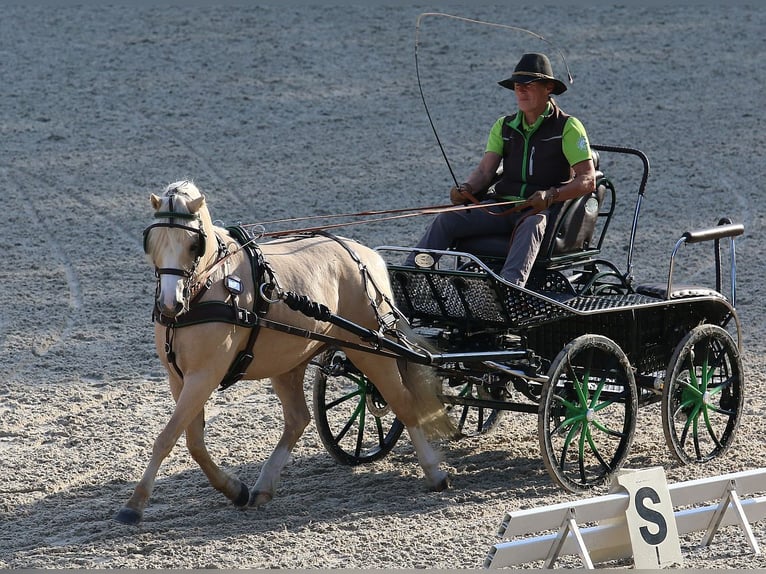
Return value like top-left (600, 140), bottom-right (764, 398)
top-left (190, 240), bottom-right (201, 255)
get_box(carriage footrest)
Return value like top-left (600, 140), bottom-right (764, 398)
top-left (635, 283), bottom-right (726, 300)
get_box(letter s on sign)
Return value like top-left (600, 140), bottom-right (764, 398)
top-left (635, 486), bottom-right (668, 545)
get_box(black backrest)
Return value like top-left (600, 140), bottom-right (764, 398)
top-left (537, 180), bottom-right (607, 262)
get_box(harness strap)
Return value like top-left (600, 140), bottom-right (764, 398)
top-left (217, 225), bottom-right (270, 390)
top-left (312, 230), bottom-right (403, 327)
top-left (156, 301), bottom-right (260, 328)
top-left (256, 316), bottom-right (404, 360)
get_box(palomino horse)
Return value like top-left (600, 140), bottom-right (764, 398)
top-left (115, 180), bottom-right (453, 525)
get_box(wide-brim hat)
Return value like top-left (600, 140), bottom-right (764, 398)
top-left (498, 52), bottom-right (567, 95)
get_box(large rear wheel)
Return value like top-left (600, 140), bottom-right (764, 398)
top-left (312, 348), bottom-right (404, 465)
top-left (539, 334), bottom-right (637, 492)
top-left (662, 324), bottom-right (744, 464)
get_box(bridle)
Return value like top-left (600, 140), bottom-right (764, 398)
top-left (142, 186), bottom-right (209, 313)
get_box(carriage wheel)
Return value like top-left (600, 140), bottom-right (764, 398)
top-left (312, 347), bottom-right (404, 465)
top-left (440, 374), bottom-right (505, 437)
top-left (539, 334), bottom-right (637, 492)
top-left (662, 324), bottom-right (744, 464)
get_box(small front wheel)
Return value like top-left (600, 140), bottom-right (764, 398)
top-left (539, 334), bottom-right (637, 492)
top-left (312, 348), bottom-right (404, 465)
top-left (662, 324), bottom-right (744, 464)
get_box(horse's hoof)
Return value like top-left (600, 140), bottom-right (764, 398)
top-left (430, 474), bottom-right (451, 492)
top-left (233, 481), bottom-right (250, 507)
top-left (114, 507), bottom-right (142, 525)
top-left (248, 489), bottom-right (273, 507)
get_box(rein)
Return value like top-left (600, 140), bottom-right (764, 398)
top-left (243, 198), bottom-right (526, 238)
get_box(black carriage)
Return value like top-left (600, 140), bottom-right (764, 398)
top-left (311, 145), bottom-right (744, 492)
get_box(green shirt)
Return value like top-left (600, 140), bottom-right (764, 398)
top-left (485, 103), bottom-right (591, 167)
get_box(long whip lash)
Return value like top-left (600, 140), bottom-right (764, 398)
top-left (244, 13), bottom-right (569, 237)
top-left (415, 12), bottom-right (574, 189)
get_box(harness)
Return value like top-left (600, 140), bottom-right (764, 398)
top-left (154, 225), bottom-right (274, 391)
top-left (148, 217), bottom-right (409, 390)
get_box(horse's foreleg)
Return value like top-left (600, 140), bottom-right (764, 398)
top-left (249, 367), bottom-right (310, 507)
top-left (408, 425), bottom-right (450, 491)
top-left (115, 376), bottom-right (215, 525)
top-left (185, 409), bottom-right (250, 507)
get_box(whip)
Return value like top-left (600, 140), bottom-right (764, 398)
top-left (414, 12), bottom-right (574, 188)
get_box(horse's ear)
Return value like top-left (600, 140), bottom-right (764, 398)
top-left (150, 194), bottom-right (162, 210)
top-left (188, 195), bottom-right (206, 214)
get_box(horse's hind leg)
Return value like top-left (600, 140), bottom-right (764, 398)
top-left (249, 366), bottom-right (310, 507)
top-left (408, 425), bottom-right (449, 491)
top-left (345, 351), bottom-right (450, 491)
top-left (185, 409), bottom-right (250, 507)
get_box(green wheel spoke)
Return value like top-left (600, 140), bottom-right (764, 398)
top-left (335, 397), bottom-right (364, 443)
top-left (354, 404), bottom-right (367, 458)
top-left (326, 387), bottom-right (363, 410)
top-left (692, 407), bottom-right (702, 460)
top-left (706, 403), bottom-right (736, 417)
top-left (565, 357), bottom-right (589, 406)
top-left (555, 394), bottom-right (580, 413)
top-left (677, 402), bottom-right (702, 453)
top-left (588, 377), bottom-right (607, 408)
top-left (585, 424), bottom-right (611, 472)
top-left (672, 396), bottom-right (699, 421)
top-left (559, 420), bottom-right (583, 470)
top-left (373, 415), bottom-right (386, 447)
top-left (591, 418), bottom-right (626, 439)
top-left (702, 406), bottom-right (724, 450)
top-left (578, 423), bottom-right (588, 482)
top-left (552, 410), bottom-right (587, 435)
top-left (678, 374), bottom-right (703, 397)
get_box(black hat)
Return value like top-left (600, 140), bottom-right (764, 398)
top-left (498, 52), bottom-right (567, 95)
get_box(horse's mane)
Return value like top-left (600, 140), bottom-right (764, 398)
top-left (164, 179), bottom-right (200, 198)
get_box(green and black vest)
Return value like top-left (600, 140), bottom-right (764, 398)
top-left (493, 104), bottom-right (572, 199)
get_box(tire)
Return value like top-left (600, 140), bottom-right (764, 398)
top-left (662, 324), bottom-right (744, 464)
top-left (312, 347), bottom-right (404, 465)
top-left (539, 334), bottom-right (637, 492)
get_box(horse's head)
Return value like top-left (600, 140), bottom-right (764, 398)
top-left (143, 180), bottom-right (212, 319)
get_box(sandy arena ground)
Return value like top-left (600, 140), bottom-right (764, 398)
top-left (1, 2), bottom-right (765, 569)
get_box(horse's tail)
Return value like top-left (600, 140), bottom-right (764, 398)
top-left (394, 323), bottom-right (455, 440)
top-left (397, 359), bottom-right (455, 440)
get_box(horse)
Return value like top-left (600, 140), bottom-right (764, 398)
top-left (115, 180), bottom-right (453, 525)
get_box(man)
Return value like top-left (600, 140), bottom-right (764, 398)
top-left (409, 52), bottom-right (596, 286)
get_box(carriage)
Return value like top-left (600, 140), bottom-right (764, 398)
top-left (310, 144), bottom-right (745, 492)
top-left (122, 144), bottom-right (744, 525)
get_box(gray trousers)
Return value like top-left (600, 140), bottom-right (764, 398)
top-left (407, 201), bottom-right (550, 286)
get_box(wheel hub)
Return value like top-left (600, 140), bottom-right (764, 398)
top-left (366, 394), bottom-right (392, 417)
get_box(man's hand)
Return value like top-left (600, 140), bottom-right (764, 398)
top-left (524, 187), bottom-right (559, 211)
top-left (449, 182), bottom-right (474, 205)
